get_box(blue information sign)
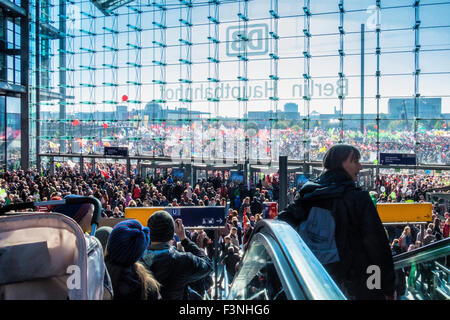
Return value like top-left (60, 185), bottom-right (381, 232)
top-left (172, 169), bottom-right (184, 179)
top-left (379, 153), bottom-right (416, 166)
top-left (230, 171), bottom-right (244, 183)
top-left (164, 206), bottom-right (226, 227)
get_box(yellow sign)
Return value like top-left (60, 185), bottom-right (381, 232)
top-left (376, 203), bottom-right (432, 223)
top-left (124, 207), bottom-right (165, 226)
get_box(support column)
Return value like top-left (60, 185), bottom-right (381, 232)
top-left (279, 155), bottom-right (287, 209)
top-left (303, 163), bottom-right (310, 177)
top-left (20, 0), bottom-right (30, 170)
top-left (59, 0), bottom-right (67, 153)
top-left (185, 162), bottom-right (192, 185)
top-left (126, 157), bottom-right (131, 178)
top-left (35, 0), bottom-right (41, 173)
top-left (50, 156), bottom-right (55, 176)
top-left (80, 156), bottom-right (84, 177)
top-left (193, 166), bottom-right (197, 185)
top-left (90, 157), bottom-right (95, 176)
top-left (361, 23), bottom-right (365, 134)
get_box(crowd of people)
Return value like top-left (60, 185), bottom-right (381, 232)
top-left (0, 154), bottom-right (449, 300)
top-left (42, 125), bottom-right (450, 165)
top-left (374, 173), bottom-right (449, 204)
top-left (0, 162), bottom-right (285, 219)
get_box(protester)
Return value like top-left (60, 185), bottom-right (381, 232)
top-left (399, 226), bottom-right (414, 253)
top-left (277, 144), bottom-right (396, 300)
top-left (422, 228), bottom-right (436, 246)
top-left (221, 246), bottom-right (241, 285)
top-left (140, 212), bottom-right (213, 300)
top-left (443, 218), bottom-right (450, 238)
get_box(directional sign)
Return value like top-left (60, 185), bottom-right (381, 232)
top-left (104, 146), bottom-right (129, 157)
top-left (379, 153), bottom-right (416, 166)
top-left (125, 206), bottom-right (226, 228)
top-left (174, 207), bottom-right (226, 227)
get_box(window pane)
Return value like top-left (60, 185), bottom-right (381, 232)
top-left (6, 97), bottom-right (21, 171)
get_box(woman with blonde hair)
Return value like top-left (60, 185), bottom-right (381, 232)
top-left (399, 226), bottom-right (413, 252)
top-left (105, 220), bottom-right (161, 300)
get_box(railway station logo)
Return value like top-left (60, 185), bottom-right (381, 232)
top-left (226, 24), bottom-right (269, 57)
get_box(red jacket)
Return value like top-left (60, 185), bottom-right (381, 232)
top-left (133, 186), bottom-right (141, 199)
top-left (443, 223), bottom-right (450, 238)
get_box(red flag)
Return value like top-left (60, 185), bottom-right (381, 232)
top-left (101, 170), bottom-right (110, 179)
top-left (243, 210), bottom-right (247, 226)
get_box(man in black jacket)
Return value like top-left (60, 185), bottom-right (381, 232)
top-left (278, 144), bottom-right (395, 300)
top-left (250, 196), bottom-right (262, 215)
top-left (140, 211), bottom-right (213, 300)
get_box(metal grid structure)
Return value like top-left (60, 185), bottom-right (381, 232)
top-left (12, 0), bottom-right (448, 172)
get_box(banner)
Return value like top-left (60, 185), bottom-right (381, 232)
top-left (262, 202), bottom-right (278, 219)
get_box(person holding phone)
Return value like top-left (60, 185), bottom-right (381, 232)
top-left (141, 211), bottom-right (213, 300)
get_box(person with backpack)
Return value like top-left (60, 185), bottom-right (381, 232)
top-left (277, 144), bottom-right (395, 300)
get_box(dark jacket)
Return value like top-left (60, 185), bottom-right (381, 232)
top-left (277, 169), bottom-right (395, 300)
top-left (140, 238), bottom-right (213, 300)
top-left (250, 200), bottom-right (263, 215)
top-left (222, 252), bottom-right (241, 277)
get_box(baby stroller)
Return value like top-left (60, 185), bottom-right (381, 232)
top-left (0, 196), bottom-right (111, 300)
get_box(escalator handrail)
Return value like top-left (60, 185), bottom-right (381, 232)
top-left (241, 219), bottom-right (346, 300)
top-left (393, 237), bottom-right (450, 268)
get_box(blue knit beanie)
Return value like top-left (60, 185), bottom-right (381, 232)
top-left (107, 220), bottom-right (150, 267)
top-left (52, 195), bottom-right (91, 224)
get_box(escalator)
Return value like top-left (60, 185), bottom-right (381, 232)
top-left (393, 237), bottom-right (450, 300)
top-left (228, 220), bottom-right (449, 300)
top-left (227, 219), bottom-right (346, 300)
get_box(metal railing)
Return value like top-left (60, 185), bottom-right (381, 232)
top-left (227, 219), bottom-right (346, 300)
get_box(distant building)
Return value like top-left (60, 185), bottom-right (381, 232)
top-left (388, 98), bottom-right (442, 120)
top-left (247, 103), bottom-right (300, 125)
top-left (247, 110), bottom-right (278, 122)
top-left (282, 103), bottom-right (300, 120)
top-left (285, 103), bottom-right (297, 112)
top-left (143, 102), bottom-right (210, 120)
top-left (144, 103), bottom-right (163, 119)
top-left (116, 105), bottom-right (128, 121)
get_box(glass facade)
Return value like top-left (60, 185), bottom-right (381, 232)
top-left (0, 95), bottom-right (22, 172)
top-left (0, 0), bottom-right (27, 171)
top-left (3, 0), bottom-right (450, 169)
top-left (0, 96), bottom-right (5, 171)
top-left (6, 96), bottom-right (21, 170)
